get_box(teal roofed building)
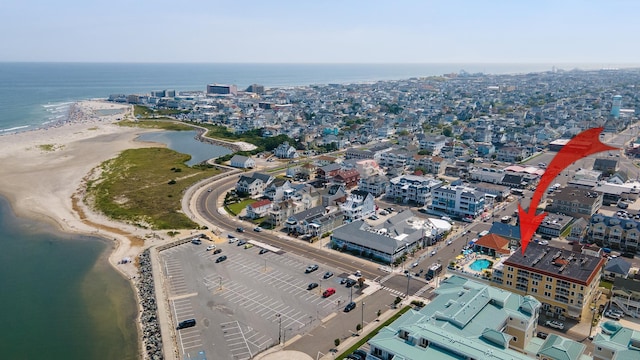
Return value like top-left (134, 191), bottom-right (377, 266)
top-left (592, 321), bottom-right (640, 360)
top-left (367, 275), bottom-right (591, 360)
top-left (368, 275), bottom-right (543, 359)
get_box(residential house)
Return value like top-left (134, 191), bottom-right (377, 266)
top-left (321, 184), bottom-right (347, 207)
top-left (229, 154), bottom-right (255, 169)
top-left (332, 169), bottom-right (360, 189)
top-left (418, 134), bottom-right (447, 154)
top-left (358, 174), bottom-right (388, 197)
top-left (470, 167), bottom-right (506, 184)
top-left (246, 199), bottom-right (272, 219)
top-left (235, 172), bottom-right (274, 197)
top-left (274, 141), bottom-right (298, 159)
top-left (284, 205), bottom-right (327, 235)
top-left (414, 155), bottom-right (447, 175)
top-left (264, 178), bottom-right (292, 201)
top-left (496, 146), bottom-right (529, 163)
top-left (610, 277), bottom-right (640, 317)
top-left (316, 163), bottom-right (342, 181)
top-left (492, 243), bottom-right (606, 321)
top-left (593, 158), bottom-right (619, 174)
top-left (602, 257), bottom-right (632, 282)
top-left (537, 214), bottom-right (574, 238)
top-left (339, 190), bottom-right (376, 221)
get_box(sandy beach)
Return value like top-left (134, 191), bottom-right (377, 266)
top-left (0, 100), bottom-right (171, 279)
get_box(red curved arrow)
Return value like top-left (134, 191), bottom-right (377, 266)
top-left (518, 127), bottom-right (618, 254)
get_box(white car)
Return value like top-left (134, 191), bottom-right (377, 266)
top-left (545, 320), bottom-right (564, 330)
top-left (206, 245), bottom-right (216, 251)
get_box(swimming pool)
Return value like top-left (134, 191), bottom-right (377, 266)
top-left (470, 259), bottom-right (491, 271)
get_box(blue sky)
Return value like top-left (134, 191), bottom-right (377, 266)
top-left (1, 0), bottom-right (638, 64)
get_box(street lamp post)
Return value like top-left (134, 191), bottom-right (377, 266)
top-left (361, 302), bottom-right (366, 334)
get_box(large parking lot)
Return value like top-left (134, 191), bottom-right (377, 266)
top-left (160, 238), bottom-right (361, 360)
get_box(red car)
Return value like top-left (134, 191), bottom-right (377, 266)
top-left (322, 288), bottom-right (336, 298)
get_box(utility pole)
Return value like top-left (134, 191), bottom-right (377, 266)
top-left (276, 314), bottom-right (282, 345)
top-left (361, 302), bottom-right (366, 335)
top-left (406, 273), bottom-right (411, 298)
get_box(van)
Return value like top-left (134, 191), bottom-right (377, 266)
top-left (177, 318), bottom-right (196, 329)
top-left (322, 288), bottom-right (336, 298)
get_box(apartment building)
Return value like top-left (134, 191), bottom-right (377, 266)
top-left (492, 243), bottom-right (605, 321)
top-left (387, 175), bottom-right (442, 205)
top-left (429, 185), bottom-right (485, 220)
top-left (358, 174), bottom-right (388, 197)
top-left (587, 214), bottom-right (640, 253)
top-left (547, 187), bottom-right (603, 219)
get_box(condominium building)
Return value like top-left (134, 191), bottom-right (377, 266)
top-left (547, 186), bottom-right (603, 219)
top-left (387, 175), bottom-right (442, 205)
top-left (587, 214), bottom-right (640, 253)
top-left (492, 243), bottom-right (605, 321)
top-left (429, 185), bottom-right (485, 219)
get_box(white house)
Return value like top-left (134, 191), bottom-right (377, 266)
top-left (230, 155), bottom-right (255, 169)
top-left (246, 199), bottom-right (272, 219)
top-left (340, 190), bottom-right (376, 220)
top-left (274, 141), bottom-right (298, 159)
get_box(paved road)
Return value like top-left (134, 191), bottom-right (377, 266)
top-left (195, 174), bottom-right (387, 282)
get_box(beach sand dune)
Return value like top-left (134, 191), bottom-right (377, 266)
top-left (0, 100), bottom-right (171, 279)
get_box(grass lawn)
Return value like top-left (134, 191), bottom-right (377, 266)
top-left (86, 147), bottom-right (221, 229)
top-left (336, 306), bottom-right (412, 359)
top-left (600, 280), bottom-right (613, 290)
top-left (117, 119), bottom-right (194, 131)
top-left (226, 198), bottom-right (256, 215)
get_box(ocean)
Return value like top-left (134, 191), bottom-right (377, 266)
top-left (0, 61), bottom-right (634, 359)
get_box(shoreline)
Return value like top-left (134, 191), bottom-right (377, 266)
top-left (0, 100), bottom-right (177, 359)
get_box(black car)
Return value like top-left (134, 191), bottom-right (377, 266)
top-left (323, 271), bottom-right (334, 279)
top-left (345, 279), bottom-right (357, 288)
top-left (237, 240), bottom-right (247, 246)
top-left (177, 318), bottom-right (196, 329)
top-left (307, 282), bottom-right (319, 290)
top-left (622, 252), bottom-right (635, 259)
top-left (213, 248), bottom-right (222, 254)
top-left (347, 349), bottom-right (367, 360)
top-left (215, 255), bottom-right (227, 263)
top-left (344, 301), bottom-right (356, 312)
top-left (236, 227), bottom-right (244, 233)
top-left (259, 248), bottom-right (269, 254)
top-left (536, 331), bottom-right (548, 339)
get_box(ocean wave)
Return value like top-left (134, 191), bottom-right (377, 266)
top-left (0, 125), bottom-right (29, 132)
top-left (42, 101), bottom-right (74, 108)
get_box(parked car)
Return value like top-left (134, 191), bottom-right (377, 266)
top-left (213, 248), bottom-right (222, 254)
top-left (354, 270), bottom-right (362, 277)
top-left (253, 226), bottom-right (263, 232)
top-left (215, 255), bottom-right (227, 263)
top-left (346, 350), bottom-right (367, 360)
top-left (536, 331), bottom-right (548, 339)
top-left (307, 282), bottom-right (319, 290)
top-left (259, 248), bottom-right (269, 254)
top-left (244, 243), bottom-right (254, 249)
top-left (191, 239), bottom-right (202, 245)
top-left (305, 264), bottom-right (319, 273)
top-left (545, 320), bottom-right (564, 330)
top-left (322, 288), bottom-right (336, 298)
top-left (206, 245), bottom-right (216, 251)
top-left (323, 271), bottom-right (334, 279)
top-left (237, 240), bottom-right (247, 246)
top-left (604, 310), bottom-right (621, 320)
top-left (538, 240), bottom-right (549, 246)
top-left (177, 318), bottom-right (196, 330)
top-left (622, 252), bottom-right (635, 258)
top-left (345, 279), bottom-right (357, 288)
top-left (344, 301), bottom-right (356, 312)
